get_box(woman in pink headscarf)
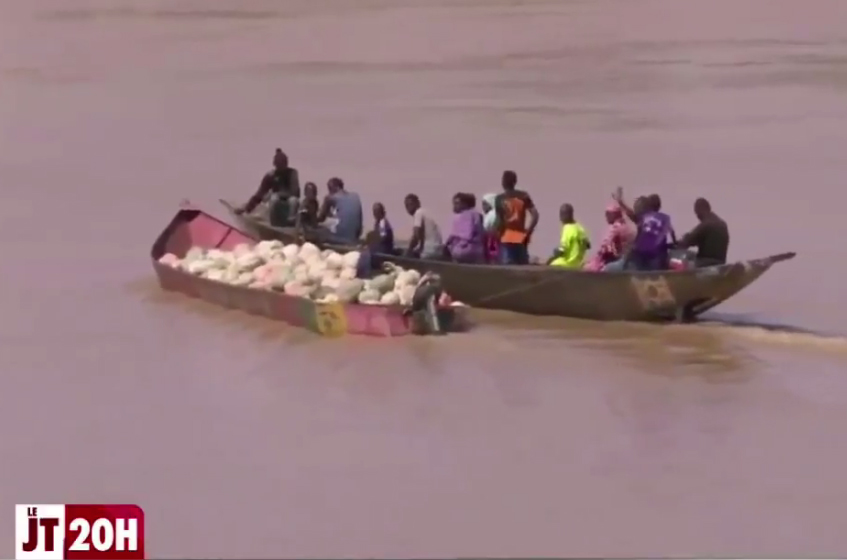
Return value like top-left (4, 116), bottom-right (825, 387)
top-left (583, 201), bottom-right (636, 271)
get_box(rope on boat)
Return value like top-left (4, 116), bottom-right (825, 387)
top-left (473, 274), bottom-right (568, 306)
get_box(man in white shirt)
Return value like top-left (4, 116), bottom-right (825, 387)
top-left (403, 194), bottom-right (444, 259)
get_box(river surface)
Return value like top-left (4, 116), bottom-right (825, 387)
top-left (2, 0), bottom-right (847, 557)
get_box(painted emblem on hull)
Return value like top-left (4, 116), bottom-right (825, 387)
top-left (314, 302), bottom-right (348, 337)
top-left (630, 276), bottom-right (677, 311)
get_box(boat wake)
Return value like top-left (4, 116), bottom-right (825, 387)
top-left (694, 312), bottom-right (847, 353)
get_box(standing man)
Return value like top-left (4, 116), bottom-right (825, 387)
top-left (235, 148), bottom-right (301, 227)
top-left (495, 170), bottom-right (539, 265)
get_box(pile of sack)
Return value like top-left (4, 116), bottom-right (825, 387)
top-left (158, 240), bottom-right (462, 307)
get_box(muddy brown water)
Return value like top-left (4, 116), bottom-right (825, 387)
top-left (2, 0), bottom-right (847, 557)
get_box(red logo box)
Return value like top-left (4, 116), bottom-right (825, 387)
top-left (15, 504), bottom-right (144, 559)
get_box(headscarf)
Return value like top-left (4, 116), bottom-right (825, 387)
top-left (482, 193), bottom-right (498, 232)
top-left (584, 200), bottom-right (633, 271)
top-left (605, 201), bottom-right (624, 221)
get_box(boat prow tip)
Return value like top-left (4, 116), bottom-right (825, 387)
top-left (770, 251), bottom-right (797, 263)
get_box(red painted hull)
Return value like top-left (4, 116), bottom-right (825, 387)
top-left (150, 207), bottom-right (468, 336)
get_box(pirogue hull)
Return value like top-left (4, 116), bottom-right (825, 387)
top-left (372, 252), bottom-right (796, 321)
top-left (219, 199), bottom-right (796, 322)
top-left (152, 205), bottom-right (467, 336)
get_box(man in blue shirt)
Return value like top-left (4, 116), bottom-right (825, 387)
top-left (317, 177), bottom-right (363, 243)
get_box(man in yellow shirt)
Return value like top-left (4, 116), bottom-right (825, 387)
top-left (548, 203), bottom-right (590, 268)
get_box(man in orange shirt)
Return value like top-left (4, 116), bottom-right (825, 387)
top-left (494, 170), bottom-right (540, 265)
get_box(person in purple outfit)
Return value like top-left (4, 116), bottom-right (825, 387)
top-left (604, 189), bottom-right (676, 271)
top-left (444, 193), bottom-right (486, 263)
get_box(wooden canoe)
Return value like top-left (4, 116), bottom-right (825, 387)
top-left (218, 198), bottom-right (796, 322)
top-left (219, 199), bottom-right (353, 247)
top-left (151, 205), bottom-right (468, 336)
top-left (367, 251), bottom-right (797, 321)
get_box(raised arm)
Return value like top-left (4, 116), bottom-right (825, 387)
top-left (613, 194), bottom-right (639, 225)
top-left (620, 203), bottom-right (638, 223)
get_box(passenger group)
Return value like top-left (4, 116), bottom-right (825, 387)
top-left (234, 149), bottom-right (731, 272)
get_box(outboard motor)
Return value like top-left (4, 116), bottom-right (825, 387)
top-left (404, 272), bottom-right (446, 335)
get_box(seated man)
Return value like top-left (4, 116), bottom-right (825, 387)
top-left (607, 190), bottom-right (675, 271)
top-left (235, 148), bottom-right (300, 227)
top-left (370, 202), bottom-right (396, 255)
top-left (403, 193), bottom-right (444, 259)
top-left (677, 197), bottom-right (730, 267)
top-left (296, 182), bottom-right (320, 230)
top-left (547, 203), bottom-right (591, 268)
top-left (317, 177), bottom-right (363, 244)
